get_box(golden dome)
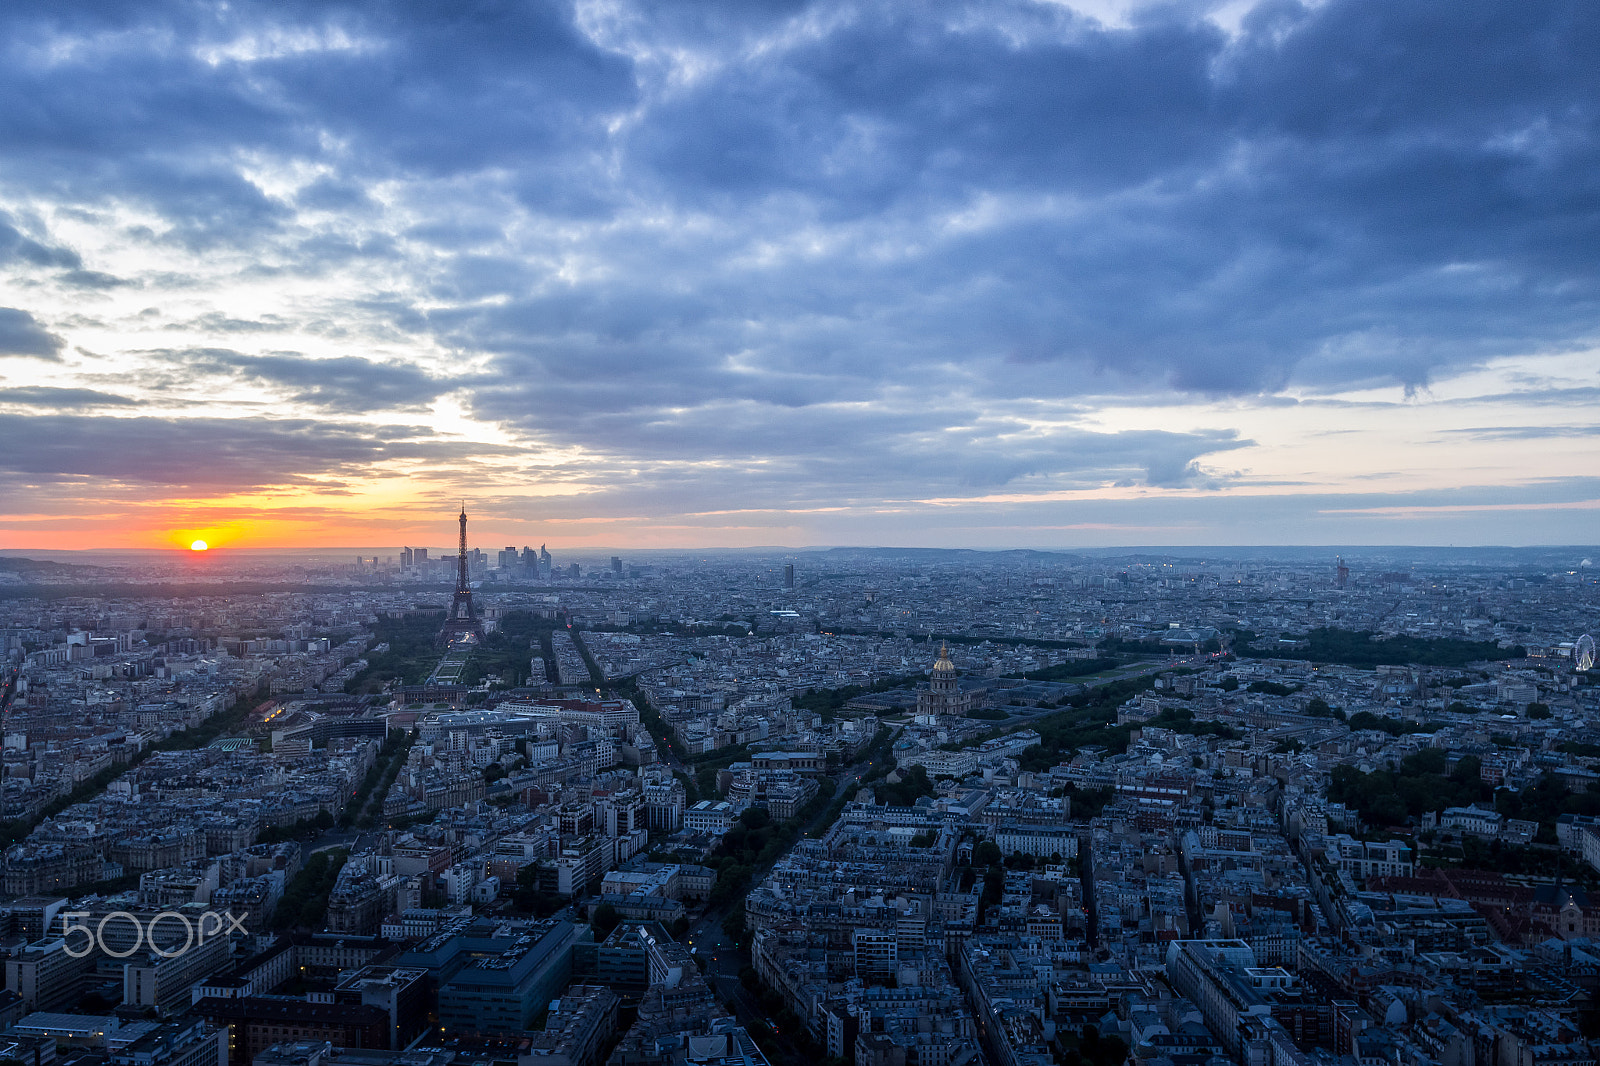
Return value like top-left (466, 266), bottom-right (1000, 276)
top-left (931, 641), bottom-right (956, 673)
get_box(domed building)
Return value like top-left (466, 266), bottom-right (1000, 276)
top-left (917, 642), bottom-right (978, 718)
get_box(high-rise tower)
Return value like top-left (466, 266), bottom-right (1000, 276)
top-left (439, 505), bottom-right (484, 644)
top-left (453, 506), bottom-right (472, 611)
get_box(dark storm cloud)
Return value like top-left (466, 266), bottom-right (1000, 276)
top-left (1446, 424), bottom-right (1600, 441)
top-left (0, 212), bottom-right (80, 269)
top-left (173, 313), bottom-right (293, 333)
top-left (164, 349), bottom-right (448, 411)
top-left (0, 386), bottom-right (138, 407)
top-left (1456, 386), bottom-right (1600, 408)
top-left (631, 3), bottom-right (1225, 206)
top-left (0, 0), bottom-right (1596, 507)
top-left (0, 0), bottom-right (635, 247)
top-left (0, 307), bottom-right (64, 359)
top-left (471, 369), bottom-right (1250, 500)
top-left (592, 0), bottom-right (1600, 395)
top-left (294, 176), bottom-right (373, 212)
top-left (489, 475), bottom-right (1600, 551)
top-left (58, 269), bottom-right (132, 289)
top-left (431, 0), bottom-right (1600, 483)
top-left (0, 412), bottom-right (486, 490)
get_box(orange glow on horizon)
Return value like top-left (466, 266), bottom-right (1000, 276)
top-left (5, 490), bottom-right (823, 551)
top-left (0, 477), bottom-right (828, 551)
top-left (1, 509), bottom-right (815, 551)
top-left (170, 525), bottom-right (247, 551)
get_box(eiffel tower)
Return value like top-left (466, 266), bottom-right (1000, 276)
top-left (439, 504), bottom-right (484, 645)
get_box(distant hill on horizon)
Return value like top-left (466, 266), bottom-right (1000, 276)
top-left (2, 543), bottom-right (1594, 570)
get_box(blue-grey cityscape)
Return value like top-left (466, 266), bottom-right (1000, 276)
top-left (2, 1), bottom-right (1599, 1066)
top-left (0, 535), bottom-right (1597, 1066)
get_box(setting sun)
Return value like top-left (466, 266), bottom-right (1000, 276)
top-left (190, 540), bottom-right (208, 551)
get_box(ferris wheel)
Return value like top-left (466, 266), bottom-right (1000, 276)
top-left (1576, 633), bottom-right (1596, 673)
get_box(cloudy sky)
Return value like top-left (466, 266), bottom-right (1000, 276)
top-left (2, 0), bottom-right (1598, 551)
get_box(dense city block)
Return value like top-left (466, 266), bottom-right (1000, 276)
top-left (0, 543), bottom-right (1597, 1066)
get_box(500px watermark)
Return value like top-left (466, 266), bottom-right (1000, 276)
top-left (61, 910), bottom-right (248, 958)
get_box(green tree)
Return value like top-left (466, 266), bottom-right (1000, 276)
top-left (875, 765), bottom-right (936, 806)
top-left (1329, 752), bottom-right (1495, 827)
top-left (512, 864), bottom-right (563, 916)
top-left (1407, 748), bottom-right (1447, 775)
top-left (591, 902), bottom-right (621, 940)
top-left (1450, 755), bottom-right (1483, 787)
top-left (722, 902), bottom-right (748, 946)
top-left (272, 848), bottom-right (348, 931)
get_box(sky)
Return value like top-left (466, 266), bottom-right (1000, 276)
top-left (1, 0), bottom-right (1598, 552)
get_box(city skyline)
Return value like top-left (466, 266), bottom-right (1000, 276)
top-left (2, 0), bottom-right (1599, 551)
